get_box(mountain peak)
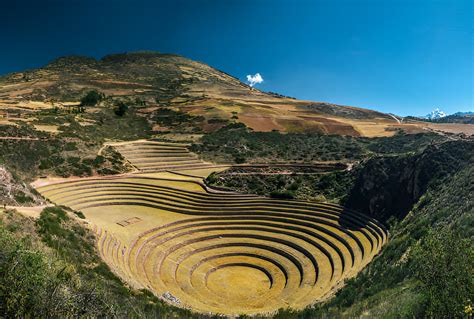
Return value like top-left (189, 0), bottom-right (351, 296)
top-left (426, 108), bottom-right (447, 120)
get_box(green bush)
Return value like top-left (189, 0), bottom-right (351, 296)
top-left (207, 118), bottom-right (228, 124)
top-left (93, 155), bottom-right (105, 167)
top-left (64, 142), bottom-right (77, 151)
top-left (206, 172), bottom-right (219, 184)
top-left (39, 156), bottom-right (65, 170)
top-left (0, 218), bottom-right (112, 318)
top-left (270, 190), bottom-right (295, 199)
top-left (234, 154), bottom-right (246, 164)
top-left (73, 211), bottom-right (86, 219)
top-left (152, 108), bottom-right (204, 129)
top-left (80, 90), bottom-right (102, 106)
top-left (410, 229), bottom-right (473, 318)
top-left (14, 192), bottom-right (33, 204)
top-left (114, 101), bottom-right (128, 116)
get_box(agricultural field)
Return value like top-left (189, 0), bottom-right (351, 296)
top-left (34, 140), bottom-right (388, 316)
top-left (107, 140), bottom-right (220, 173)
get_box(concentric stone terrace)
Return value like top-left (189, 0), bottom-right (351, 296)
top-left (109, 140), bottom-right (214, 172)
top-left (36, 173), bottom-right (388, 315)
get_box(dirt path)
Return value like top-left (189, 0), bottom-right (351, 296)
top-left (225, 172), bottom-right (333, 175)
top-left (2, 204), bottom-right (52, 218)
top-left (387, 113), bottom-right (403, 124)
top-left (0, 136), bottom-right (41, 140)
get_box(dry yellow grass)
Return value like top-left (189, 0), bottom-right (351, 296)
top-left (3, 205), bottom-right (52, 219)
top-left (33, 124), bottom-right (59, 133)
top-left (108, 140), bottom-right (216, 172)
top-left (425, 122), bottom-right (474, 135)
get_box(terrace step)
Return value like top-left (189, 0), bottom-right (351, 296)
top-left (36, 171), bottom-right (388, 315)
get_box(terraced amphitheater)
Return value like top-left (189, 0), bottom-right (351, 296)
top-left (109, 140), bottom-right (216, 172)
top-left (34, 141), bottom-right (388, 316)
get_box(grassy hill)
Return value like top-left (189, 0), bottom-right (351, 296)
top-left (1, 51), bottom-right (458, 137)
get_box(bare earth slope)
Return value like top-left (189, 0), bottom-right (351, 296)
top-left (2, 51), bottom-right (465, 137)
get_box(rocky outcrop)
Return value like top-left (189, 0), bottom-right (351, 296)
top-left (0, 166), bottom-right (45, 206)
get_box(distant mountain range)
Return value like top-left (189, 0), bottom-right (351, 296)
top-left (410, 109), bottom-right (474, 124)
top-left (422, 109), bottom-right (473, 120)
top-left (451, 111), bottom-right (474, 116)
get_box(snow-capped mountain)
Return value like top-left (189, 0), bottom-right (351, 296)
top-left (425, 108), bottom-right (447, 120)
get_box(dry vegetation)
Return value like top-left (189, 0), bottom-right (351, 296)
top-left (1, 51), bottom-right (471, 138)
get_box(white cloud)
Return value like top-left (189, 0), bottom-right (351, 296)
top-left (246, 73), bottom-right (264, 87)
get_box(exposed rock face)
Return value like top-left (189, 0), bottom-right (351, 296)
top-left (0, 166), bottom-right (45, 206)
top-left (345, 140), bottom-right (474, 222)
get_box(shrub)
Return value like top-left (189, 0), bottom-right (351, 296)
top-left (0, 216), bottom-right (112, 318)
top-left (66, 157), bottom-right (81, 165)
top-left (64, 142), bottom-right (77, 151)
top-left (14, 192), bottom-right (33, 204)
top-left (270, 190), bottom-right (295, 199)
top-left (93, 155), bottom-right (105, 167)
top-left (207, 118), bottom-right (228, 124)
top-left (114, 101), bottom-right (128, 117)
top-left (73, 211), bottom-right (86, 219)
top-left (39, 156), bottom-right (65, 169)
top-left (206, 172), bottom-right (219, 184)
top-left (152, 108), bottom-right (203, 127)
top-left (234, 154), bottom-right (246, 164)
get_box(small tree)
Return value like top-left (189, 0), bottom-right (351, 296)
top-left (114, 101), bottom-right (128, 117)
top-left (80, 90), bottom-right (102, 110)
top-left (205, 172), bottom-right (219, 185)
top-left (270, 190), bottom-right (295, 199)
top-left (234, 155), bottom-right (246, 164)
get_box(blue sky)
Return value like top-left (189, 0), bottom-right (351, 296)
top-left (0, 0), bottom-right (472, 116)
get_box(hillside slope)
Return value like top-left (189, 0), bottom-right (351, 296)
top-left (0, 51), bottom-right (423, 137)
